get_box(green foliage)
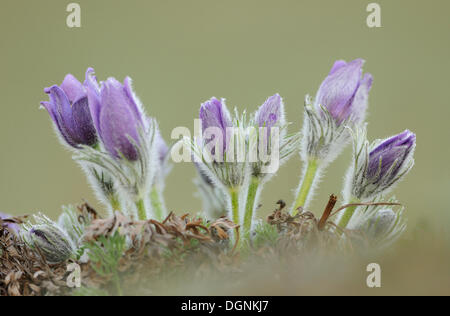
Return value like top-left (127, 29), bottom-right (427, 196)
top-left (83, 232), bottom-right (126, 295)
top-left (251, 221), bottom-right (279, 249)
top-left (85, 232), bottom-right (125, 277)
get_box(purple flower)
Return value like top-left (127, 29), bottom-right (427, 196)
top-left (41, 69), bottom-right (98, 148)
top-left (255, 93), bottom-right (285, 144)
top-left (199, 97), bottom-right (232, 157)
top-left (87, 71), bottom-right (145, 161)
top-left (315, 59), bottom-right (373, 125)
top-left (367, 130), bottom-right (416, 182)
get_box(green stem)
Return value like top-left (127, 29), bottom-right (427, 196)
top-left (243, 176), bottom-right (260, 239)
top-left (150, 187), bottom-right (165, 221)
top-left (337, 198), bottom-right (360, 230)
top-left (292, 158), bottom-right (319, 215)
top-left (229, 187), bottom-right (240, 226)
top-left (136, 199), bottom-right (147, 221)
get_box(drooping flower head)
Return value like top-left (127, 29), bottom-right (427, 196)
top-left (347, 128), bottom-right (416, 200)
top-left (41, 69), bottom-right (98, 148)
top-left (86, 69), bottom-right (146, 161)
top-left (315, 59), bottom-right (373, 125)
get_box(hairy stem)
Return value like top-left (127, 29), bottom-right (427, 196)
top-left (243, 176), bottom-right (260, 239)
top-left (337, 197), bottom-right (360, 229)
top-left (229, 187), bottom-right (240, 226)
top-left (292, 158), bottom-right (319, 215)
top-left (150, 187), bottom-right (165, 221)
top-left (136, 199), bottom-right (147, 221)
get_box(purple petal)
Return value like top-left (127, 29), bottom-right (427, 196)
top-left (368, 130), bottom-right (416, 179)
top-left (256, 93), bottom-right (284, 128)
top-left (85, 69), bottom-right (102, 137)
top-left (315, 59), bottom-right (365, 124)
top-left (72, 96), bottom-right (98, 146)
top-left (349, 73), bottom-right (373, 124)
top-left (99, 78), bottom-right (142, 160)
top-left (328, 60), bottom-right (348, 75)
top-left (60, 74), bottom-right (85, 104)
top-left (42, 86), bottom-right (79, 147)
top-left (199, 97), bottom-right (232, 132)
top-left (199, 97), bottom-right (232, 154)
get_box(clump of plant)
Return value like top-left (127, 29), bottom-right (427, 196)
top-left (0, 58), bottom-right (416, 296)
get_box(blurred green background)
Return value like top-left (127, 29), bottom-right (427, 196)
top-left (1, 0), bottom-right (449, 230)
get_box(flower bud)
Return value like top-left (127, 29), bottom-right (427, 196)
top-left (315, 59), bottom-right (373, 126)
top-left (41, 69), bottom-right (98, 148)
top-left (301, 59), bottom-right (373, 164)
top-left (349, 129), bottom-right (416, 200)
top-left (28, 224), bottom-right (74, 264)
top-left (199, 97), bottom-right (232, 159)
top-left (87, 72), bottom-right (146, 161)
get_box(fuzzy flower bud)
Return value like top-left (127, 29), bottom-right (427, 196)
top-left (349, 205), bottom-right (407, 250)
top-left (41, 69), bottom-right (98, 148)
top-left (346, 128), bottom-right (416, 201)
top-left (87, 71), bottom-right (146, 161)
top-left (255, 93), bottom-right (286, 137)
top-left (199, 97), bottom-right (233, 160)
top-left (315, 59), bottom-right (373, 126)
top-left (252, 94), bottom-right (299, 179)
top-left (28, 224), bottom-right (74, 264)
top-left (364, 209), bottom-right (397, 239)
top-left (301, 59), bottom-right (373, 163)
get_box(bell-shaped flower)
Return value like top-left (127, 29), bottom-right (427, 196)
top-left (315, 59), bottom-right (373, 126)
top-left (87, 74), bottom-right (146, 161)
top-left (40, 69), bottom-right (98, 148)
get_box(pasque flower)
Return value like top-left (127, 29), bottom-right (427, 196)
top-left (41, 69), bottom-right (98, 148)
top-left (349, 129), bottom-right (416, 200)
top-left (315, 59), bottom-right (373, 126)
top-left (243, 94), bottom-right (298, 237)
top-left (292, 59), bottom-right (373, 214)
top-left (337, 128), bottom-right (416, 229)
top-left (87, 72), bottom-right (145, 161)
top-left (77, 69), bottom-right (159, 221)
top-left (28, 224), bottom-right (75, 264)
top-left (199, 97), bottom-right (233, 160)
top-left (191, 97), bottom-right (249, 233)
